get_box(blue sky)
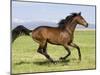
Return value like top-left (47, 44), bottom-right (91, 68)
top-left (12, 1), bottom-right (95, 27)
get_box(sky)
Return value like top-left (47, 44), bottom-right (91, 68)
top-left (12, 1), bottom-right (96, 28)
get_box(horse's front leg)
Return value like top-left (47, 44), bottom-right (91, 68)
top-left (59, 45), bottom-right (71, 60)
top-left (69, 43), bottom-right (81, 61)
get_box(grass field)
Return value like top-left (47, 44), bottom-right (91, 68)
top-left (12, 30), bottom-right (96, 74)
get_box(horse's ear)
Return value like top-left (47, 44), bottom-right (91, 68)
top-left (79, 12), bottom-right (81, 15)
top-left (71, 13), bottom-right (77, 16)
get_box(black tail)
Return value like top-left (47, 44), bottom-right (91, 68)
top-left (12, 25), bottom-right (32, 43)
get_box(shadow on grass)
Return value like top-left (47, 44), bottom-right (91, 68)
top-left (14, 59), bottom-right (70, 66)
top-left (33, 59), bottom-right (70, 65)
top-left (14, 61), bottom-right (31, 65)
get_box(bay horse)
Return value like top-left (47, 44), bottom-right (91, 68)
top-left (12, 12), bottom-right (88, 63)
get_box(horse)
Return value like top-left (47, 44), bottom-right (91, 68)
top-left (12, 12), bottom-right (88, 63)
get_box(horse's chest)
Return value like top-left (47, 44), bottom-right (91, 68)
top-left (59, 32), bottom-right (73, 44)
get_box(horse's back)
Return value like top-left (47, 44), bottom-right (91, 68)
top-left (32, 26), bottom-right (50, 42)
top-left (32, 26), bottom-right (59, 42)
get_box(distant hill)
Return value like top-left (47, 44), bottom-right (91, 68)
top-left (12, 21), bottom-right (58, 29)
top-left (12, 21), bottom-right (95, 30)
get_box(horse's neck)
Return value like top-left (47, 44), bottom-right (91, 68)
top-left (65, 21), bottom-right (77, 35)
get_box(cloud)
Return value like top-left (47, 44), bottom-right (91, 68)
top-left (13, 18), bottom-right (24, 23)
top-left (12, 18), bottom-right (32, 23)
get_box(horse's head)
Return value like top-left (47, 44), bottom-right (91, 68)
top-left (73, 12), bottom-right (88, 27)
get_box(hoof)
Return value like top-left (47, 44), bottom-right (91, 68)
top-left (50, 60), bottom-right (56, 64)
top-left (79, 58), bottom-right (81, 61)
top-left (77, 58), bottom-right (81, 63)
top-left (77, 60), bottom-right (81, 63)
top-left (59, 57), bottom-right (66, 60)
top-left (51, 61), bottom-right (57, 64)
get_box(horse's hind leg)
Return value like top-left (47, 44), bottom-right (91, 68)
top-left (43, 42), bottom-right (55, 63)
top-left (43, 52), bottom-right (55, 63)
top-left (59, 45), bottom-right (71, 60)
top-left (37, 42), bottom-right (54, 63)
top-left (37, 45), bottom-right (43, 54)
top-left (69, 43), bottom-right (81, 61)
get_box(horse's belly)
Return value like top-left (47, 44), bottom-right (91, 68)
top-left (47, 39), bottom-right (61, 45)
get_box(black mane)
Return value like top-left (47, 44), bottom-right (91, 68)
top-left (58, 13), bottom-right (79, 29)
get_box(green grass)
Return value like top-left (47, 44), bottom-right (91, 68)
top-left (12, 30), bottom-right (96, 74)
